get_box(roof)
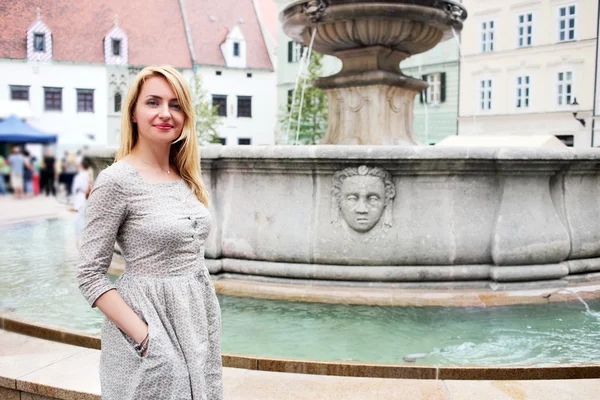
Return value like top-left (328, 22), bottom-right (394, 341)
top-left (0, 0), bottom-right (273, 70)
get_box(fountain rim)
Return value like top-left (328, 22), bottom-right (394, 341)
top-left (281, 0), bottom-right (468, 21)
top-left (2, 310), bottom-right (600, 381)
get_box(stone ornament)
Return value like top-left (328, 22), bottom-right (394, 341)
top-left (331, 165), bottom-right (396, 242)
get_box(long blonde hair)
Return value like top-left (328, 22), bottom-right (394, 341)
top-left (115, 66), bottom-right (209, 206)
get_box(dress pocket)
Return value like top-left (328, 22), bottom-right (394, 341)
top-left (115, 318), bottom-right (151, 359)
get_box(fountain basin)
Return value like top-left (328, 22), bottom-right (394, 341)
top-left (91, 146), bottom-right (600, 290)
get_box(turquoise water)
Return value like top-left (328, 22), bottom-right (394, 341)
top-left (1, 219), bottom-right (600, 366)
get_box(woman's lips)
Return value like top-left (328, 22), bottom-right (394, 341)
top-left (154, 124), bottom-right (173, 130)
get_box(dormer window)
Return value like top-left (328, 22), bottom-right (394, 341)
top-left (27, 11), bottom-right (52, 62)
top-left (104, 17), bottom-right (128, 65)
top-left (112, 39), bottom-right (121, 56)
top-left (220, 25), bottom-right (247, 68)
top-left (34, 33), bottom-right (45, 52)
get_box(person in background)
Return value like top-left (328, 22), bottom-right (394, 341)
top-left (0, 155), bottom-right (8, 195)
top-left (31, 156), bottom-right (40, 195)
top-left (23, 150), bottom-right (34, 197)
top-left (72, 156), bottom-right (92, 245)
top-left (43, 148), bottom-right (57, 197)
top-left (8, 146), bottom-right (25, 199)
top-left (63, 152), bottom-right (79, 201)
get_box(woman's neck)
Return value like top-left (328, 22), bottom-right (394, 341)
top-left (130, 139), bottom-right (171, 169)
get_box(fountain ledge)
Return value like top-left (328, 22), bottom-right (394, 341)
top-left (92, 146), bottom-right (600, 290)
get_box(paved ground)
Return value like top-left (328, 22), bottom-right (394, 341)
top-left (0, 194), bottom-right (72, 226)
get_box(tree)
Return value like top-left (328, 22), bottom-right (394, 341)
top-left (190, 74), bottom-right (222, 145)
top-left (280, 52), bottom-right (328, 145)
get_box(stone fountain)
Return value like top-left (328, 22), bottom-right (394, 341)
top-left (281, 0), bottom-right (467, 145)
top-left (93, 0), bottom-right (600, 292)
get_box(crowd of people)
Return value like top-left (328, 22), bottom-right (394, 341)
top-left (0, 146), bottom-right (93, 202)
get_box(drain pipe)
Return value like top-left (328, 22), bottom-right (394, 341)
top-left (591, 4), bottom-right (600, 147)
top-left (178, 0), bottom-right (198, 71)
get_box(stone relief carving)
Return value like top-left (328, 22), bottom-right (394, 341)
top-left (331, 165), bottom-right (396, 242)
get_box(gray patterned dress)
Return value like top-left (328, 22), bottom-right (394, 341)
top-left (76, 161), bottom-right (223, 400)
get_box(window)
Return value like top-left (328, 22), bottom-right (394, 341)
top-left (114, 92), bottom-right (122, 112)
top-left (557, 71), bottom-right (573, 106)
top-left (481, 20), bottom-right (495, 52)
top-left (44, 87), bottom-right (62, 111)
top-left (77, 89), bottom-right (94, 112)
top-left (517, 13), bottom-right (533, 47)
top-left (212, 95), bottom-right (227, 117)
top-left (426, 73), bottom-right (441, 105)
top-left (238, 138), bottom-right (251, 145)
top-left (516, 76), bottom-right (530, 108)
top-left (34, 33), bottom-right (45, 52)
top-left (219, 137), bottom-right (227, 145)
top-left (216, 71), bottom-right (222, 76)
top-left (10, 85), bottom-right (29, 101)
top-left (558, 5), bottom-right (576, 42)
top-left (556, 135), bottom-right (574, 147)
top-left (112, 39), bottom-right (121, 56)
top-left (237, 96), bottom-right (252, 117)
top-left (247, 73), bottom-right (252, 78)
top-left (419, 73), bottom-right (446, 105)
top-left (287, 89), bottom-right (294, 112)
top-left (287, 41), bottom-right (305, 63)
top-left (233, 42), bottom-right (240, 57)
top-left (480, 79), bottom-right (493, 111)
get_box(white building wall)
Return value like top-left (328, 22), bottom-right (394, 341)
top-left (459, 0), bottom-right (598, 148)
top-left (188, 66), bottom-right (277, 146)
top-left (0, 60), bottom-right (108, 151)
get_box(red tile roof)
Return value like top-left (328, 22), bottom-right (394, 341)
top-left (0, 0), bottom-right (273, 70)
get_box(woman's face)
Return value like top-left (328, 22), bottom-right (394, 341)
top-left (132, 76), bottom-right (185, 145)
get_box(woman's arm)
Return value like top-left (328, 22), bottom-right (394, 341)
top-left (76, 169), bottom-right (148, 346)
top-left (94, 290), bottom-right (148, 344)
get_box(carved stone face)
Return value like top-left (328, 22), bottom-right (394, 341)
top-left (339, 175), bottom-right (386, 233)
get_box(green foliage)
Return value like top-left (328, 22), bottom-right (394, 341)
top-left (191, 74), bottom-right (222, 145)
top-left (280, 52), bottom-right (328, 145)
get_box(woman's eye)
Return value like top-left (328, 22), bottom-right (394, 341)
top-left (147, 100), bottom-right (158, 106)
top-left (170, 103), bottom-right (182, 110)
top-left (346, 195), bottom-right (357, 202)
top-left (369, 196), bottom-right (380, 203)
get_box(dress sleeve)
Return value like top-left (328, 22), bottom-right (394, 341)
top-left (76, 169), bottom-right (128, 307)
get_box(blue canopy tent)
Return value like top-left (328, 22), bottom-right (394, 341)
top-left (0, 115), bottom-right (57, 144)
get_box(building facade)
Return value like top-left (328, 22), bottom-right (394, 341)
top-left (459, 0), bottom-right (599, 148)
top-left (0, 0), bottom-right (276, 153)
top-left (402, 40), bottom-right (460, 145)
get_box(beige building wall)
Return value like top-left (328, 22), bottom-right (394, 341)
top-left (459, 0), bottom-right (598, 148)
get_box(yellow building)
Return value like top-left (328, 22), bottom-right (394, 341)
top-left (459, 0), bottom-right (598, 148)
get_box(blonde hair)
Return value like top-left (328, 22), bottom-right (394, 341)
top-left (115, 65), bottom-right (209, 206)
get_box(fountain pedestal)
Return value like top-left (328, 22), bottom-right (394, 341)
top-left (317, 46), bottom-right (425, 145)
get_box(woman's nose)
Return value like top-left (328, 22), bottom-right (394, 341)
top-left (158, 105), bottom-right (171, 119)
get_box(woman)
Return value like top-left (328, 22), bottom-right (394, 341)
top-left (76, 66), bottom-right (223, 399)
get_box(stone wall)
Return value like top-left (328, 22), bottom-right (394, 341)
top-left (91, 146), bottom-right (600, 288)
